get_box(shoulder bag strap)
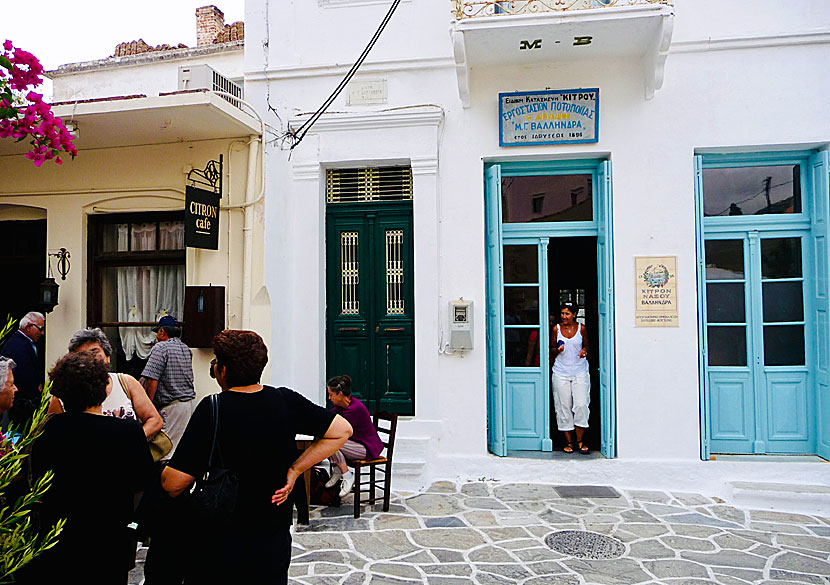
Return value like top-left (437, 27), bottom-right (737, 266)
top-left (207, 394), bottom-right (220, 468)
top-left (118, 373), bottom-right (131, 401)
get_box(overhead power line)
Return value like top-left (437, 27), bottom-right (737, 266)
top-left (284, 0), bottom-right (403, 150)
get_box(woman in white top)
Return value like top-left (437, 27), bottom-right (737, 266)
top-left (551, 303), bottom-right (590, 454)
top-left (48, 329), bottom-right (163, 439)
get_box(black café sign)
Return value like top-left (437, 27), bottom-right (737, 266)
top-left (185, 185), bottom-right (220, 250)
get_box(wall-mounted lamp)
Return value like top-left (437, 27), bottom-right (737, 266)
top-left (39, 278), bottom-right (59, 314)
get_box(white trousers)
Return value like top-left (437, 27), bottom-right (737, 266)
top-left (552, 370), bottom-right (590, 431)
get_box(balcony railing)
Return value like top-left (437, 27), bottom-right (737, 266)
top-left (452, 0), bottom-right (671, 20)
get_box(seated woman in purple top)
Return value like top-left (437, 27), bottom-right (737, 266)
top-left (325, 375), bottom-right (383, 498)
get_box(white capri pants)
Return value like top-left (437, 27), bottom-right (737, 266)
top-left (551, 371), bottom-right (590, 431)
top-left (329, 439), bottom-right (368, 467)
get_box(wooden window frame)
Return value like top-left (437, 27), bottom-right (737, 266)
top-left (87, 211), bottom-right (186, 328)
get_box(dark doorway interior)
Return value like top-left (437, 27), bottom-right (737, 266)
top-left (0, 220), bottom-right (47, 323)
top-left (547, 236), bottom-right (601, 453)
top-left (0, 219), bottom-right (47, 371)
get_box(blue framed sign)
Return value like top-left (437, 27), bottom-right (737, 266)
top-left (499, 89), bottom-right (599, 147)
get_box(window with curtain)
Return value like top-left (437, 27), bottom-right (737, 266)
top-left (88, 212), bottom-right (186, 378)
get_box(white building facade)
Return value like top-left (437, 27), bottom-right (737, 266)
top-left (246, 0), bottom-right (830, 496)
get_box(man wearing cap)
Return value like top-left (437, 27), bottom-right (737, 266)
top-left (141, 315), bottom-right (195, 459)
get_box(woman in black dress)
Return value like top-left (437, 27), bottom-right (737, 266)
top-left (20, 350), bottom-right (154, 585)
top-left (160, 330), bottom-right (352, 584)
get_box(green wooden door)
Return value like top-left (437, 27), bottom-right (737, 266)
top-left (326, 202), bottom-right (414, 415)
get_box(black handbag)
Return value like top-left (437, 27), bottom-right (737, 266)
top-left (188, 394), bottom-right (239, 526)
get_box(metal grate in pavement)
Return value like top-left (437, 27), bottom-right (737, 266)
top-left (554, 485), bottom-right (621, 498)
top-left (545, 530), bottom-right (626, 559)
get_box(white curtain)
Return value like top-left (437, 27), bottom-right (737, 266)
top-left (116, 223), bottom-right (185, 360)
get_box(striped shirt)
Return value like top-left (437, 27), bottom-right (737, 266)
top-left (141, 337), bottom-right (195, 408)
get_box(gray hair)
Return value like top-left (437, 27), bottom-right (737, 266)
top-left (67, 328), bottom-right (113, 357)
top-left (0, 356), bottom-right (16, 389)
top-left (19, 311), bottom-right (44, 330)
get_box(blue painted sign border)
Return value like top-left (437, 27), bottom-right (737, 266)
top-left (499, 88), bottom-right (599, 147)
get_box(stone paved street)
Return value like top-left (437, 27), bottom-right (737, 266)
top-left (131, 480), bottom-right (830, 585)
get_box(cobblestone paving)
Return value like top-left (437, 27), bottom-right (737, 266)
top-left (285, 481), bottom-right (830, 585)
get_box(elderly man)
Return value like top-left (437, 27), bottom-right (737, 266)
top-left (0, 356), bottom-right (18, 415)
top-left (141, 315), bottom-right (195, 459)
top-left (1, 312), bottom-right (45, 428)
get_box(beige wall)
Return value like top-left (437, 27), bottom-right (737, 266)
top-left (0, 136), bottom-right (269, 400)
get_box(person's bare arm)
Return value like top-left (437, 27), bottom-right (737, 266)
top-left (579, 324), bottom-right (589, 359)
top-left (143, 378), bottom-right (159, 402)
top-left (125, 374), bottom-right (163, 438)
top-left (161, 466), bottom-right (195, 498)
top-left (271, 415), bottom-right (353, 506)
top-left (47, 395), bottom-right (63, 415)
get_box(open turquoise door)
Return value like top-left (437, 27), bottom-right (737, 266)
top-left (485, 165), bottom-right (507, 456)
top-left (811, 151), bottom-right (830, 461)
top-left (597, 161), bottom-right (616, 458)
top-left (694, 155), bottom-right (711, 460)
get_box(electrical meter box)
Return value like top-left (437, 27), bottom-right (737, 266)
top-left (449, 299), bottom-right (473, 350)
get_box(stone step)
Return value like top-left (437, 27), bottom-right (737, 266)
top-left (394, 435), bottom-right (431, 458)
top-left (726, 481), bottom-right (830, 516)
top-left (393, 459), bottom-right (426, 476)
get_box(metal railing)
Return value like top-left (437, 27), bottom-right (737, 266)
top-left (452, 0), bottom-right (671, 20)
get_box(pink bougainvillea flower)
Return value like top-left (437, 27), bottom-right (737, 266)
top-left (1, 41), bottom-right (76, 166)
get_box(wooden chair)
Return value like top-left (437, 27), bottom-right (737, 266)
top-left (347, 411), bottom-right (398, 519)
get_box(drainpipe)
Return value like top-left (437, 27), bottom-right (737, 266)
top-left (241, 134), bottom-right (260, 329)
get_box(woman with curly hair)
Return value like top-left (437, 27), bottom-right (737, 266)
top-left (18, 350), bottom-right (154, 585)
top-left (159, 330), bottom-right (352, 585)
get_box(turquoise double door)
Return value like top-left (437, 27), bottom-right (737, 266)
top-left (485, 159), bottom-right (616, 458)
top-left (697, 151), bottom-right (830, 458)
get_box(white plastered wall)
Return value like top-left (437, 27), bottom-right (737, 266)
top-left (246, 0), bottom-right (830, 489)
top-left (50, 49), bottom-right (244, 102)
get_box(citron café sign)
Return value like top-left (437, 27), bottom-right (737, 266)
top-left (635, 256), bottom-right (679, 327)
top-left (185, 186), bottom-right (220, 250)
top-left (499, 89), bottom-right (599, 147)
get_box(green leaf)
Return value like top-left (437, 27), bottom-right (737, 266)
top-left (0, 56), bottom-right (11, 71)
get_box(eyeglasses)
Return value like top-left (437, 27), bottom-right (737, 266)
top-left (209, 358), bottom-right (217, 379)
top-left (30, 324), bottom-right (45, 332)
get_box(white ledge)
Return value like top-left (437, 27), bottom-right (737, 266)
top-left (289, 105), bottom-right (445, 133)
top-left (450, 3), bottom-right (674, 106)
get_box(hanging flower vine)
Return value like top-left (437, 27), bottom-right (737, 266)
top-left (0, 40), bottom-right (77, 166)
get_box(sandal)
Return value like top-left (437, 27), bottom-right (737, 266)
top-left (577, 440), bottom-right (590, 454)
top-left (563, 443), bottom-right (574, 454)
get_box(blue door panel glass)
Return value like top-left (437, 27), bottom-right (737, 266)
top-left (486, 159), bottom-right (614, 457)
top-left (699, 152), bottom-right (827, 458)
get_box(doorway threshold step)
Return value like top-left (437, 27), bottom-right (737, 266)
top-left (727, 481), bottom-right (830, 516)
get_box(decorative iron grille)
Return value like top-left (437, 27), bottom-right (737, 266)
top-left (341, 231), bottom-right (360, 315)
top-left (327, 166), bottom-right (413, 203)
top-left (385, 230), bottom-right (405, 315)
top-left (452, 0), bottom-right (671, 20)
